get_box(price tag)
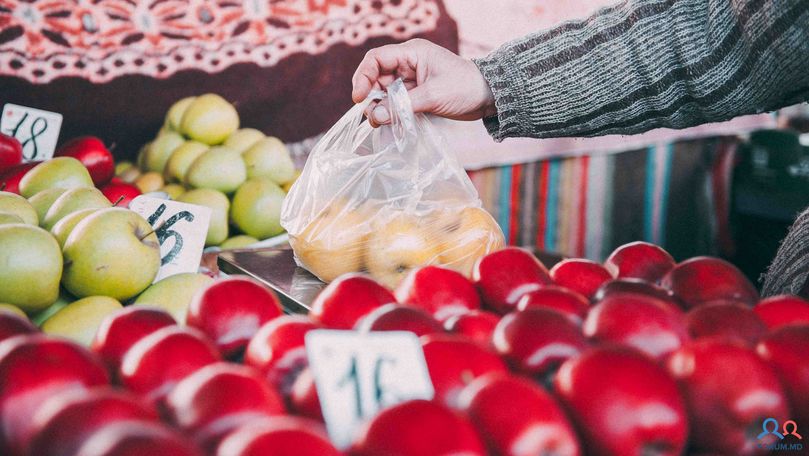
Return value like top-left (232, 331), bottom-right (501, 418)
top-left (129, 195), bottom-right (211, 281)
top-left (305, 330), bottom-right (434, 449)
top-left (1, 104), bottom-right (63, 162)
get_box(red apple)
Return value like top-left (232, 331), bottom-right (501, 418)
top-left (244, 315), bottom-right (317, 396)
top-left (0, 335), bottom-right (109, 456)
top-left (459, 372), bottom-right (580, 456)
top-left (355, 303), bottom-right (444, 336)
top-left (91, 306), bottom-right (176, 373)
top-left (661, 257), bottom-right (759, 309)
top-left (350, 399), bottom-right (485, 456)
top-left (583, 294), bottom-right (689, 360)
top-left (100, 180), bottom-right (141, 208)
top-left (0, 133), bottom-right (23, 171)
top-left (27, 387), bottom-right (157, 456)
top-left (604, 241), bottom-right (676, 283)
top-left (420, 334), bottom-right (507, 408)
top-left (593, 278), bottom-right (683, 308)
top-left (554, 346), bottom-right (688, 456)
top-left (666, 339), bottom-right (789, 455)
top-left (55, 136), bottom-right (114, 186)
top-left (753, 294), bottom-right (809, 330)
top-left (0, 310), bottom-right (37, 343)
top-left (309, 274), bottom-right (396, 329)
top-left (217, 417), bottom-right (339, 456)
top-left (118, 326), bottom-right (220, 406)
top-left (165, 362), bottom-right (285, 452)
top-left (516, 286), bottom-right (590, 324)
top-left (442, 310), bottom-right (500, 348)
top-left (187, 276), bottom-right (284, 358)
top-left (289, 367), bottom-right (323, 422)
top-left (686, 300), bottom-right (767, 346)
top-left (0, 161), bottom-right (39, 194)
top-left (473, 247), bottom-right (552, 314)
top-left (756, 325), bottom-right (809, 426)
top-left (549, 259), bottom-right (613, 300)
top-left (395, 266), bottom-right (481, 321)
top-left (493, 308), bottom-right (588, 380)
top-left (73, 421), bottom-right (201, 456)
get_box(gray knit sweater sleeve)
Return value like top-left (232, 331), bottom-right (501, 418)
top-left (474, 0), bottom-right (809, 140)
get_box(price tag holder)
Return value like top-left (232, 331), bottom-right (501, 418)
top-left (305, 330), bottom-right (435, 449)
top-left (1, 104), bottom-right (63, 162)
top-left (129, 195), bottom-right (211, 281)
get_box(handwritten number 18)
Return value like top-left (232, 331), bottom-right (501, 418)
top-left (6, 112), bottom-right (48, 160)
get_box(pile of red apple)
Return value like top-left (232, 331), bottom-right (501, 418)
top-left (3, 241), bottom-right (809, 456)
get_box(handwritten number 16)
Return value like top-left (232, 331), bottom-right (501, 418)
top-left (147, 203), bottom-right (194, 265)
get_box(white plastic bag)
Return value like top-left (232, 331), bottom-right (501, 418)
top-left (281, 79), bottom-right (504, 288)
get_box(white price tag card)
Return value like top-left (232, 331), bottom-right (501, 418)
top-left (129, 195), bottom-right (211, 281)
top-left (1, 104), bottom-right (63, 162)
top-left (305, 330), bottom-right (435, 449)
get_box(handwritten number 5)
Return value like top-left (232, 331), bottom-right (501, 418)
top-left (147, 204), bottom-right (194, 265)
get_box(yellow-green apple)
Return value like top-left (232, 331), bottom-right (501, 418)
top-left (185, 146), bottom-right (246, 193)
top-left (42, 187), bottom-right (111, 230)
top-left (91, 305), bottom-right (176, 372)
top-left (61, 208), bottom-right (160, 301)
top-left (0, 192), bottom-right (37, 225)
top-left (119, 165), bottom-right (141, 184)
top-left (230, 178), bottom-right (285, 239)
top-left (177, 188), bottom-right (229, 246)
top-left (282, 169), bottom-right (301, 193)
top-left (0, 224), bottom-right (62, 312)
top-left (28, 188), bottom-right (67, 222)
top-left (180, 94), bottom-right (239, 145)
top-left (115, 161), bottom-right (134, 176)
top-left (164, 141), bottom-right (208, 183)
top-left (437, 207), bottom-right (504, 276)
top-left (366, 213), bottom-right (441, 289)
top-left (219, 235), bottom-right (258, 249)
top-left (31, 289), bottom-right (73, 326)
top-left (135, 171), bottom-right (165, 193)
top-left (144, 131), bottom-right (184, 173)
top-left (224, 128), bottom-right (265, 153)
top-left (18, 157), bottom-right (94, 198)
top-left (242, 137), bottom-right (295, 184)
top-left (134, 272), bottom-right (215, 323)
top-left (161, 184), bottom-right (185, 200)
top-left (166, 96), bottom-right (196, 131)
top-left (41, 296), bottom-right (123, 346)
top-left (0, 213), bottom-right (23, 224)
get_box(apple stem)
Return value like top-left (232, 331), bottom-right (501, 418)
top-left (109, 142), bottom-right (117, 152)
top-left (112, 196), bottom-right (125, 207)
top-left (139, 219), bottom-right (167, 241)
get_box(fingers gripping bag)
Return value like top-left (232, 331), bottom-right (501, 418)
top-left (280, 79), bottom-right (505, 289)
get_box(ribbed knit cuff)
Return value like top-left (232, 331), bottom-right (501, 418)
top-left (474, 48), bottom-right (534, 142)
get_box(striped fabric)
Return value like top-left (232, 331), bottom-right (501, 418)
top-left (468, 136), bottom-right (739, 263)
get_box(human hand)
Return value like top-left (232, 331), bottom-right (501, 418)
top-left (352, 39), bottom-right (496, 127)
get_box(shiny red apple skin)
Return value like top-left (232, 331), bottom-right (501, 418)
top-left (91, 306), bottom-right (176, 373)
top-left (0, 335), bottom-right (109, 456)
top-left (666, 339), bottom-right (789, 455)
top-left (592, 278), bottom-right (682, 308)
top-left (100, 180), bottom-right (141, 208)
top-left (355, 303), bottom-right (444, 336)
top-left (661, 256), bottom-right (759, 309)
top-left (309, 274), bottom-right (396, 329)
top-left (757, 325), bottom-right (809, 426)
top-left (395, 266), bottom-right (481, 321)
top-left (516, 286), bottom-right (590, 324)
top-left (289, 367), bottom-right (323, 422)
top-left (0, 133), bottom-right (23, 171)
top-left (244, 315), bottom-right (317, 396)
top-left (604, 241), bottom-right (676, 283)
top-left (473, 247), bottom-right (553, 314)
top-left (73, 421), bottom-right (201, 456)
top-left (27, 387), bottom-right (157, 456)
top-left (686, 300), bottom-right (767, 346)
top-left (549, 259), bottom-right (613, 300)
top-left (442, 310), bottom-right (500, 348)
top-left (118, 326), bottom-right (220, 406)
top-left (753, 294), bottom-right (809, 330)
top-left (583, 294), bottom-right (689, 360)
top-left (0, 161), bottom-right (40, 194)
top-left (459, 373), bottom-right (581, 456)
top-left (493, 308), bottom-right (588, 379)
top-left (165, 362), bottom-right (285, 452)
top-left (187, 276), bottom-right (284, 358)
top-left (216, 417), bottom-right (340, 456)
top-left (0, 310), bottom-right (37, 343)
top-left (554, 346), bottom-right (688, 456)
top-left (350, 399), bottom-right (486, 456)
top-left (55, 136), bottom-right (114, 186)
top-left (420, 334), bottom-right (508, 408)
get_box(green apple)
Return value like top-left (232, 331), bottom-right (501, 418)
top-left (242, 137), bottom-right (295, 184)
top-left (115, 161), bottom-right (135, 176)
top-left (29, 188), bottom-right (68, 222)
top-left (176, 188), bottom-right (229, 246)
top-left (230, 178), bottom-right (286, 239)
top-left (164, 141), bottom-right (208, 183)
top-left (134, 272), bottom-right (214, 323)
top-left (62, 208), bottom-right (161, 301)
top-left (185, 146), bottom-right (246, 193)
top-left (42, 296), bottom-right (122, 346)
top-left (0, 224), bottom-right (62, 312)
top-left (50, 208), bottom-right (99, 247)
top-left (0, 192), bottom-right (38, 225)
top-left (166, 96), bottom-right (196, 131)
top-left (0, 303), bottom-right (27, 318)
top-left (136, 142), bottom-right (150, 171)
top-left (144, 131), bottom-right (184, 173)
top-left (0, 213), bottom-right (24, 225)
top-left (220, 235), bottom-right (259, 249)
top-left (224, 128), bottom-right (265, 153)
top-left (180, 94), bottom-right (239, 145)
top-left (42, 187), bottom-right (111, 230)
top-left (31, 289), bottom-right (73, 326)
top-left (18, 157), bottom-right (94, 198)
top-left (161, 184), bottom-right (185, 200)
top-left (134, 171), bottom-right (164, 193)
